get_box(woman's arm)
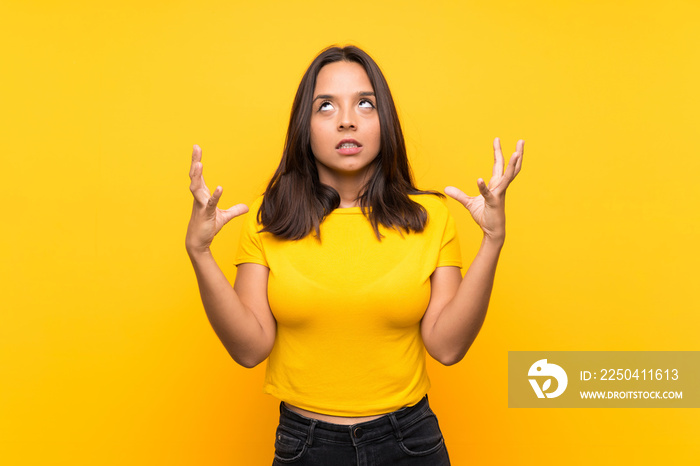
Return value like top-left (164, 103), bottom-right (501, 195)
top-left (421, 138), bottom-right (523, 365)
top-left (186, 145), bottom-right (275, 368)
top-left (421, 241), bottom-right (502, 366)
top-left (188, 252), bottom-right (275, 368)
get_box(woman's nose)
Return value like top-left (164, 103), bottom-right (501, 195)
top-left (337, 109), bottom-right (356, 130)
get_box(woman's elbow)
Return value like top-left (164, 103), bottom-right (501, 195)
top-left (441, 353), bottom-right (465, 366)
top-left (232, 352), bottom-right (267, 369)
top-left (228, 341), bottom-right (273, 369)
top-left (431, 347), bottom-right (469, 366)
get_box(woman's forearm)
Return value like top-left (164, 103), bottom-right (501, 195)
top-left (432, 236), bottom-right (504, 365)
top-left (187, 248), bottom-right (268, 368)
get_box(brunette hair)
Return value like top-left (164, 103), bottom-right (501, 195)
top-left (258, 45), bottom-right (442, 240)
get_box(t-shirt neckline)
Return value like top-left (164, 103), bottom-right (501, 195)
top-left (331, 206), bottom-right (370, 215)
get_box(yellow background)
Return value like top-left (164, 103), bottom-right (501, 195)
top-left (1, 0), bottom-right (698, 464)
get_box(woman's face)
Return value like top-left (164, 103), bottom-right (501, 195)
top-left (310, 61), bottom-right (381, 188)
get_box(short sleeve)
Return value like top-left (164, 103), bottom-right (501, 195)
top-left (233, 196), bottom-right (268, 267)
top-left (436, 204), bottom-right (463, 269)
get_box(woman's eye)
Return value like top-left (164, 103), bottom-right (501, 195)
top-left (319, 101), bottom-right (333, 111)
top-left (359, 99), bottom-right (375, 109)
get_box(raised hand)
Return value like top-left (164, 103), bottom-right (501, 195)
top-left (186, 145), bottom-right (249, 255)
top-left (445, 137), bottom-right (524, 242)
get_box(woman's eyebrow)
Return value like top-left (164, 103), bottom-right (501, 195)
top-left (312, 91), bottom-right (376, 102)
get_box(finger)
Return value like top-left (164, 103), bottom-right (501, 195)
top-left (514, 153), bottom-right (523, 177)
top-left (503, 151), bottom-right (520, 183)
top-left (444, 185), bottom-right (474, 208)
top-left (477, 178), bottom-right (493, 200)
top-left (514, 140), bottom-right (524, 177)
top-left (207, 186), bottom-right (223, 211)
top-left (190, 144), bottom-right (202, 179)
top-left (220, 203), bottom-right (250, 226)
top-left (189, 159), bottom-right (202, 186)
top-left (504, 139), bottom-right (525, 182)
top-left (492, 137), bottom-right (504, 179)
top-left (189, 161), bottom-right (211, 203)
top-left (190, 145), bottom-right (211, 198)
top-left (189, 145), bottom-right (203, 184)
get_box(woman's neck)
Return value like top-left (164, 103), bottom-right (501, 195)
top-left (319, 167), bottom-right (375, 208)
top-left (334, 181), bottom-right (362, 208)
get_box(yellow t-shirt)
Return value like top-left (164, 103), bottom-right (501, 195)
top-left (233, 193), bottom-right (462, 416)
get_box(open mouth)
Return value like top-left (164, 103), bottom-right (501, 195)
top-left (336, 139), bottom-right (362, 149)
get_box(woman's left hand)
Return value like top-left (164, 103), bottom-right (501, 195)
top-left (445, 137), bottom-right (524, 243)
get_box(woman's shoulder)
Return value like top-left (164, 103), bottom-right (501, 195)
top-left (240, 195), bottom-right (265, 227)
top-left (249, 194), bottom-right (264, 210)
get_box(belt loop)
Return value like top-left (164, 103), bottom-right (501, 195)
top-left (388, 413), bottom-right (403, 441)
top-left (306, 419), bottom-right (317, 446)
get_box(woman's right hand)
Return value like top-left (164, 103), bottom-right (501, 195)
top-left (186, 144), bottom-right (249, 255)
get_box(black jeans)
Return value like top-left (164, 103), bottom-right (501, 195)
top-left (272, 395), bottom-right (451, 465)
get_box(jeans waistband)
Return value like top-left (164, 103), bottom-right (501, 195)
top-left (277, 395), bottom-right (431, 446)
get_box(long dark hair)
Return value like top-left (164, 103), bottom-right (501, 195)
top-left (258, 45), bottom-right (442, 240)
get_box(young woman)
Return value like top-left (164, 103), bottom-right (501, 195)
top-left (186, 45), bottom-right (523, 465)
